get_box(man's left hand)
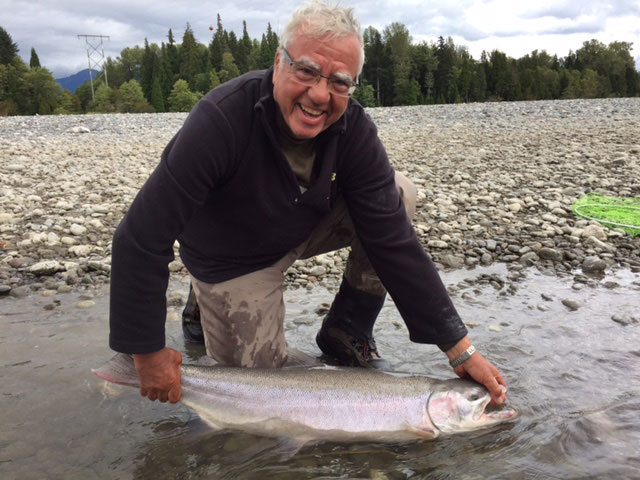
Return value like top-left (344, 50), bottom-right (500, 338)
top-left (446, 335), bottom-right (507, 404)
top-left (453, 351), bottom-right (506, 404)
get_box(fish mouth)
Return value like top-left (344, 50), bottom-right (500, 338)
top-left (427, 389), bottom-right (517, 433)
top-left (475, 403), bottom-right (518, 425)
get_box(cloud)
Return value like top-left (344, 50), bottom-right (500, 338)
top-left (2, 0), bottom-right (639, 77)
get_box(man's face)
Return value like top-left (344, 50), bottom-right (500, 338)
top-left (272, 32), bottom-right (360, 140)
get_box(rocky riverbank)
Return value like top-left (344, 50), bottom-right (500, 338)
top-left (1, 98), bottom-right (639, 300)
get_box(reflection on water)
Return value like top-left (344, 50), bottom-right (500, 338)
top-left (1, 266), bottom-right (639, 479)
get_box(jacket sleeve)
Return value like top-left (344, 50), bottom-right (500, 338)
top-left (109, 99), bottom-right (236, 353)
top-left (339, 107), bottom-right (468, 345)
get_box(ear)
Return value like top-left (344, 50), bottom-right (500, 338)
top-left (273, 49), bottom-right (282, 82)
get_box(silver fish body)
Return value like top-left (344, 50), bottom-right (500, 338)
top-left (94, 353), bottom-right (516, 443)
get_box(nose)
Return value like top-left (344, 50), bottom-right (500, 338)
top-left (307, 77), bottom-right (331, 104)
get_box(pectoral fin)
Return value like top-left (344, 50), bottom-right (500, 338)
top-left (276, 437), bottom-right (312, 460)
top-left (405, 423), bottom-right (438, 440)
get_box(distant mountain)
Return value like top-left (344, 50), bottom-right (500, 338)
top-left (56, 69), bottom-right (100, 93)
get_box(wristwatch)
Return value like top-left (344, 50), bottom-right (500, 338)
top-left (449, 345), bottom-right (476, 368)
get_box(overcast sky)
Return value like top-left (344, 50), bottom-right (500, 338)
top-left (2, 0), bottom-right (639, 78)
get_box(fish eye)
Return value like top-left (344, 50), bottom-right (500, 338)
top-left (469, 394), bottom-right (480, 401)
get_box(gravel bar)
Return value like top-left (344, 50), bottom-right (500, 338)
top-left (1, 97), bottom-right (639, 298)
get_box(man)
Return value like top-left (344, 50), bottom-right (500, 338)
top-left (109, 0), bottom-right (507, 406)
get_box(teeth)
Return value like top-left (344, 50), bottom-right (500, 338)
top-left (299, 104), bottom-right (322, 117)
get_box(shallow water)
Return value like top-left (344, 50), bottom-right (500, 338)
top-left (1, 265), bottom-right (639, 479)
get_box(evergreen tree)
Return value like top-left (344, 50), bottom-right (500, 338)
top-left (228, 31), bottom-right (239, 64)
top-left (434, 36), bottom-right (456, 103)
top-left (383, 23), bottom-right (414, 106)
top-left (0, 26), bottom-right (19, 65)
top-left (209, 14), bottom-right (227, 71)
top-left (237, 21), bottom-right (252, 73)
top-left (179, 23), bottom-right (200, 91)
top-left (411, 41), bottom-right (438, 104)
top-left (218, 51), bottom-right (240, 83)
top-left (29, 47), bottom-right (41, 68)
top-left (166, 29), bottom-right (179, 79)
top-left (259, 23), bottom-right (278, 68)
top-left (159, 43), bottom-right (174, 102)
top-left (209, 69), bottom-right (221, 90)
top-left (362, 26), bottom-right (386, 105)
top-left (141, 38), bottom-right (155, 102)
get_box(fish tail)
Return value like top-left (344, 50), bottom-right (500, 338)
top-left (92, 353), bottom-right (140, 387)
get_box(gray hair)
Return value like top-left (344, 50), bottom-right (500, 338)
top-left (279, 0), bottom-right (365, 74)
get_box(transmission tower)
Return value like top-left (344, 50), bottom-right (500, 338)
top-left (77, 34), bottom-right (110, 100)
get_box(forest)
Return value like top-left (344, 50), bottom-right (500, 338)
top-left (1, 17), bottom-right (638, 116)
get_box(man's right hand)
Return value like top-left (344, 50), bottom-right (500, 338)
top-left (133, 347), bottom-right (182, 403)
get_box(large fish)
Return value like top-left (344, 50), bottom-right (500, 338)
top-left (94, 353), bottom-right (516, 447)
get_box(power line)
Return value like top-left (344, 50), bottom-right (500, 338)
top-left (77, 34), bottom-right (110, 100)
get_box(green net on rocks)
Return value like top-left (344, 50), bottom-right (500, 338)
top-left (572, 194), bottom-right (640, 236)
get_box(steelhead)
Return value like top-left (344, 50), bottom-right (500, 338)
top-left (94, 353), bottom-right (516, 445)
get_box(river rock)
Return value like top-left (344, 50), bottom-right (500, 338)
top-left (561, 298), bottom-right (582, 311)
top-left (611, 314), bottom-right (640, 326)
top-left (440, 254), bottom-right (465, 269)
top-left (582, 225), bottom-right (608, 241)
top-left (76, 300), bottom-right (96, 309)
top-left (538, 247), bottom-right (563, 262)
top-left (28, 261), bottom-right (64, 275)
top-left (582, 256), bottom-right (607, 274)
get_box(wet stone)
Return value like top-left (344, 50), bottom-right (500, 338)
top-left (9, 285), bottom-right (30, 298)
top-left (0, 285), bottom-right (11, 296)
top-left (611, 314), bottom-right (640, 326)
top-left (562, 299), bottom-right (582, 311)
top-left (582, 256), bottom-right (607, 274)
top-left (76, 300), bottom-right (96, 309)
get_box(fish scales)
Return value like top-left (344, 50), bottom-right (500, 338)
top-left (93, 353), bottom-right (517, 445)
top-left (180, 365), bottom-right (435, 438)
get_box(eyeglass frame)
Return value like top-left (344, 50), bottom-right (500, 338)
top-left (279, 47), bottom-right (358, 97)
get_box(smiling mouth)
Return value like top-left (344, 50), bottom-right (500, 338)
top-left (299, 104), bottom-right (324, 118)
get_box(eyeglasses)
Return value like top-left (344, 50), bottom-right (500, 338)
top-left (280, 48), bottom-right (357, 97)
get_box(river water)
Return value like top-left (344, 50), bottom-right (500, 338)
top-left (1, 265), bottom-right (639, 479)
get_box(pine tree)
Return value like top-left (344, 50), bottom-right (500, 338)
top-left (159, 43), bottom-right (174, 102)
top-left (209, 14), bottom-right (227, 71)
top-left (141, 38), bottom-right (154, 102)
top-left (209, 70), bottom-right (220, 90)
top-left (151, 74), bottom-right (164, 112)
top-left (29, 47), bottom-right (41, 68)
top-left (259, 23), bottom-right (278, 68)
top-left (237, 21), bottom-right (252, 73)
top-left (166, 29), bottom-right (179, 79)
top-left (0, 26), bottom-right (19, 65)
top-left (363, 27), bottom-right (388, 105)
top-left (218, 52), bottom-right (240, 83)
top-left (179, 23), bottom-right (200, 91)
top-left (383, 23), bottom-right (413, 106)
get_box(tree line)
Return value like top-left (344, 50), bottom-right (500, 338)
top-left (1, 19), bottom-right (638, 116)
